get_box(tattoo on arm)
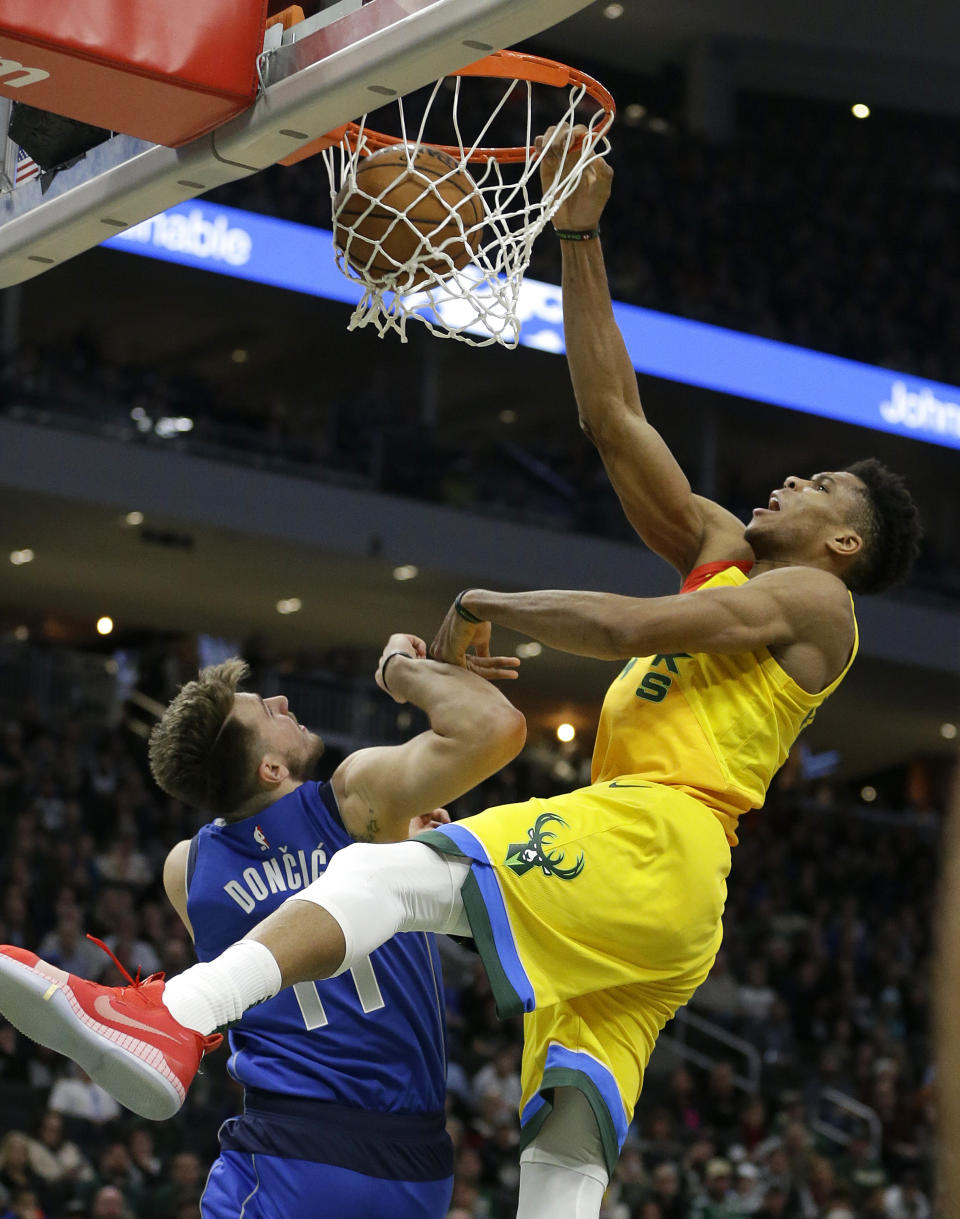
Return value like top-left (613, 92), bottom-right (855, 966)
top-left (354, 810), bottom-right (380, 843)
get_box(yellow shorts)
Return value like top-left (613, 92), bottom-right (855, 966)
top-left (419, 778), bottom-right (731, 1172)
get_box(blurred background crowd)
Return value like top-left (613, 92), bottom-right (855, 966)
top-left (0, 644), bottom-right (946, 1219)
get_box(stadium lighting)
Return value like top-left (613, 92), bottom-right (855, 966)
top-left (556, 722), bottom-right (576, 743)
top-left (96, 616), bottom-right (114, 635)
top-left (516, 641), bottom-right (542, 658)
top-left (392, 565), bottom-right (419, 581)
top-left (276, 598), bottom-right (302, 615)
top-left (852, 103), bottom-right (870, 119)
top-left (9, 549), bottom-right (34, 565)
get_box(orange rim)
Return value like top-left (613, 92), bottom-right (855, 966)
top-left (329, 49), bottom-right (616, 164)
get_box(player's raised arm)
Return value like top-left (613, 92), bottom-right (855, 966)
top-left (539, 125), bottom-right (748, 577)
top-left (331, 632), bottom-right (525, 844)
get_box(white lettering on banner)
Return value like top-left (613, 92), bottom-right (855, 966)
top-left (880, 380), bottom-right (960, 438)
top-left (115, 210), bottom-right (252, 266)
top-left (0, 59), bottom-right (50, 88)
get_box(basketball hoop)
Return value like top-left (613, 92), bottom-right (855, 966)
top-left (318, 50), bottom-right (615, 347)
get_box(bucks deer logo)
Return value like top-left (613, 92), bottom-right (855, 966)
top-left (504, 813), bottom-right (584, 880)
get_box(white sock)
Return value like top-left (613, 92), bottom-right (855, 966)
top-left (162, 941), bottom-right (282, 1035)
top-left (516, 1160), bottom-right (606, 1219)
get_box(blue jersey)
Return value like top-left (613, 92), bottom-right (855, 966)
top-left (186, 782), bottom-right (447, 1115)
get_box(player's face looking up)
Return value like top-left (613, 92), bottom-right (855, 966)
top-left (230, 692), bottom-right (325, 786)
top-left (744, 470), bottom-right (867, 567)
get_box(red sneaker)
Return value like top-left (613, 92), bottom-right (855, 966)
top-left (0, 944), bottom-right (222, 1120)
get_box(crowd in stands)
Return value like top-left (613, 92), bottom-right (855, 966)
top-left (0, 644), bottom-right (943, 1218)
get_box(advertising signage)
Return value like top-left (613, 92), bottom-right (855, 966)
top-left (106, 201), bottom-right (960, 452)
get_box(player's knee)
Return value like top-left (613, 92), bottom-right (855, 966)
top-left (522, 1087), bottom-right (608, 1185)
top-left (297, 840), bottom-right (465, 969)
top-left (297, 842), bottom-right (408, 970)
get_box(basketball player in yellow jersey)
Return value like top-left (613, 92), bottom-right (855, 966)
top-left (0, 133), bottom-right (922, 1219)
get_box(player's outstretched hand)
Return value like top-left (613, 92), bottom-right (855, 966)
top-left (536, 122), bottom-right (613, 233)
top-left (408, 807), bottom-right (451, 838)
top-left (430, 608), bottom-right (519, 683)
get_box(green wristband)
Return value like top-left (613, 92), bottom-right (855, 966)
top-left (554, 227), bottom-right (600, 241)
top-left (454, 591), bottom-right (483, 624)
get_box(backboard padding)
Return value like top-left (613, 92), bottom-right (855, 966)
top-left (0, 0), bottom-right (595, 288)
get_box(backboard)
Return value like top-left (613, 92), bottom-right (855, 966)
top-left (0, 0), bottom-right (595, 289)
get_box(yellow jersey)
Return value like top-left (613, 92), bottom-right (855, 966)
top-left (590, 562), bottom-right (858, 844)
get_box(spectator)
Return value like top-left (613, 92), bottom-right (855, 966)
top-left (125, 1130), bottom-right (161, 1189)
top-left (732, 1162), bottom-right (764, 1216)
top-left (0, 1137), bottom-right (46, 1214)
top-left (881, 1171), bottom-right (931, 1219)
top-left (26, 1111), bottom-right (95, 1190)
top-left (471, 1043), bottom-right (522, 1117)
top-left (649, 1159), bottom-right (687, 1219)
top-left (37, 910), bottom-right (105, 981)
top-left (0, 1188), bottom-right (45, 1219)
top-left (700, 1064), bottom-right (741, 1137)
top-left (48, 1068), bottom-right (122, 1126)
top-left (144, 1152), bottom-right (204, 1219)
top-left (87, 1187), bottom-right (131, 1219)
top-left (688, 1158), bottom-right (744, 1219)
top-left (690, 952), bottom-right (741, 1026)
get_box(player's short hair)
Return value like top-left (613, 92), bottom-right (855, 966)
top-left (148, 658), bottom-right (261, 816)
top-left (843, 458), bottom-right (922, 595)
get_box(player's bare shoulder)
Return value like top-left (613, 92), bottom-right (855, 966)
top-left (163, 839), bottom-right (194, 940)
top-left (751, 566), bottom-right (855, 690)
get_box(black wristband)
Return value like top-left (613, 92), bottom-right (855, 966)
top-left (380, 650), bottom-right (414, 694)
top-left (454, 590), bottom-right (483, 625)
top-left (554, 227), bottom-right (600, 241)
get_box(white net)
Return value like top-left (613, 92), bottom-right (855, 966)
top-left (320, 66), bottom-right (612, 347)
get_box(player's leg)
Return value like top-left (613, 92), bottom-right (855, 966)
top-left (516, 1087), bottom-right (607, 1219)
top-left (161, 839), bottom-right (471, 1033)
top-left (0, 841), bottom-right (468, 1118)
top-left (514, 986), bottom-right (686, 1219)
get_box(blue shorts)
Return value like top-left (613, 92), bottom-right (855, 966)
top-left (201, 1151), bottom-right (454, 1219)
top-left (200, 1090), bottom-right (454, 1219)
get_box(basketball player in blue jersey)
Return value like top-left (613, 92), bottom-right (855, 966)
top-left (16, 630), bottom-right (524, 1219)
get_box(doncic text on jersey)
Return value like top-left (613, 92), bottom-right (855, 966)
top-left (222, 842), bottom-right (328, 914)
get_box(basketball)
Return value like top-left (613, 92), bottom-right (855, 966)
top-left (333, 144), bottom-right (485, 288)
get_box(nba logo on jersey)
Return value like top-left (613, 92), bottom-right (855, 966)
top-left (253, 825), bottom-right (270, 851)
